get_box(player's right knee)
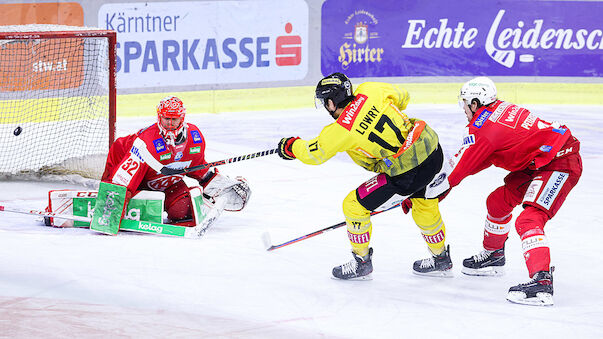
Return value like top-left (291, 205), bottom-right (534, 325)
top-left (486, 186), bottom-right (518, 218)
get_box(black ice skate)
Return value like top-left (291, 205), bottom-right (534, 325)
top-left (506, 267), bottom-right (554, 306)
top-left (413, 245), bottom-right (453, 277)
top-left (332, 248), bottom-right (373, 280)
top-left (461, 247), bottom-right (505, 276)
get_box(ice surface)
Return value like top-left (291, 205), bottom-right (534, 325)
top-left (1, 104), bottom-right (602, 338)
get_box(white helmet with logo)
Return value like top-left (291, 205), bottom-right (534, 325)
top-left (459, 77), bottom-right (497, 108)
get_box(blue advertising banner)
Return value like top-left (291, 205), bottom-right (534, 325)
top-left (321, 0), bottom-right (603, 77)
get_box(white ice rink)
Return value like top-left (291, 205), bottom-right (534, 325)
top-left (1, 104), bottom-right (602, 338)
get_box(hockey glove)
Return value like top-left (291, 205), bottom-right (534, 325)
top-left (401, 198), bottom-right (413, 214)
top-left (277, 137), bottom-right (300, 160)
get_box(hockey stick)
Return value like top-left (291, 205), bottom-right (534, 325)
top-left (0, 204), bottom-right (204, 239)
top-left (161, 148), bottom-right (278, 176)
top-left (262, 203), bottom-right (401, 251)
top-left (0, 204), bottom-right (92, 223)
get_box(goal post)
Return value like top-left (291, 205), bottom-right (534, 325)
top-left (0, 24), bottom-right (116, 179)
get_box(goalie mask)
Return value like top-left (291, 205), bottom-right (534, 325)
top-left (157, 96), bottom-right (187, 146)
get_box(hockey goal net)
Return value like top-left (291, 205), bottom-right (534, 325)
top-left (0, 24), bottom-right (116, 180)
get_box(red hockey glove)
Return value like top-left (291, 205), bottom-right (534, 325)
top-left (401, 198), bottom-right (413, 214)
top-left (278, 137), bottom-right (300, 160)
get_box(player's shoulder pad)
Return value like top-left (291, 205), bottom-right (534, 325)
top-left (186, 123), bottom-right (205, 144)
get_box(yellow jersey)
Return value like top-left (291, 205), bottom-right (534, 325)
top-left (291, 82), bottom-right (439, 177)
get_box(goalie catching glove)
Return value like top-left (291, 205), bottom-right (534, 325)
top-left (201, 169), bottom-right (251, 211)
top-left (277, 137), bottom-right (299, 160)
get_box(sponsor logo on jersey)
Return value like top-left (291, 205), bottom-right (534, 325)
top-left (488, 101), bottom-right (511, 122)
top-left (336, 94), bottom-right (367, 131)
top-left (130, 146), bottom-right (145, 162)
top-left (539, 145), bottom-right (553, 152)
top-left (147, 175), bottom-right (184, 191)
top-left (553, 127), bottom-right (567, 135)
top-left (536, 171), bottom-right (568, 209)
top-left (347, 230), bottom-right (370, 244)
top-left (174, 151), bottom-right (183, 161)
top-left (498, 105), bottom-right (524, 129)
top-left (153, 138), bottom-right (166, 153)
top-left (521, 113), bottom-right (537, 130)
top-left (189, 146), bottom-right (201, 154)
top-left (472, 109), bottom-right (492, 128)
top-left (160, 153), bottom-right (171, 161)
top-left (462, 134), bottom-right (475, 146)
top-left (191, 130), bottom-right (202, 144)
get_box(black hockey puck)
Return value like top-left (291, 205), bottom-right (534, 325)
top-left (13, 126), bottom-right (22, 136)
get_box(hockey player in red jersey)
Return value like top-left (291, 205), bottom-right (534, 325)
top-left (419, 77), bottom-right (582, 306)
top-left (101, 96), bottom-right (250, 230)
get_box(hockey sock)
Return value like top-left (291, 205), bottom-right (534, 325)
top-left (343, 191), bottom-right (372, 257)
top-left (520, 228), bottom-right (551, 277)
top-left (482, 213), bottom-right (512, 251)
top-left (411, 198), bottom-right (446, 255)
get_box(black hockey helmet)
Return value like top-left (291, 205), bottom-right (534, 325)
top-left (315, 72), bottom-right (354, 113)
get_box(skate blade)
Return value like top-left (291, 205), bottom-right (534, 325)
top-left (506, 292), bottom-right (554, 306)
top-left (461, 266), bottom-right (505, 277)
top-left (331, 274), bottom-right (373, 281)
top-left (412, 270), bottom-right (454, 278)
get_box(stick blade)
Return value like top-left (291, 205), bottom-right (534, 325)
top-left (261, 232), bottom-right (273, 251)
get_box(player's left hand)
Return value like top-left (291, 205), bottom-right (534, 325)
top-left (277, 137), bottom-right (299, 160)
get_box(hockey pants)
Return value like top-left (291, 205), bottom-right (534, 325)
top-left (343, 146), bottom-right (446, 256)
top-left (483, 140), bottom-right (582, 277)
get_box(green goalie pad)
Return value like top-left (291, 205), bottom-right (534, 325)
top-left (47, 189), bottom-right (165, 228)
top-left (90, 182), bottom-right (128, 235)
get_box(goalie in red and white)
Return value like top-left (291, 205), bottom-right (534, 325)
top-left (92, 96), bottom-right (249, 231)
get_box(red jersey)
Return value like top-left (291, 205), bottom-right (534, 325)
top-left (448, 100), bottom-right (572, 188)
top-left (101, 123), bottom-right (208, 193)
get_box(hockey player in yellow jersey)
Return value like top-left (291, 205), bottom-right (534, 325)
top-left (277, 72), bottom-right (453, 279)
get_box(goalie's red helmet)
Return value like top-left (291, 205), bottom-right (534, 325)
top-left (157, 96), bottom-right (186, 145)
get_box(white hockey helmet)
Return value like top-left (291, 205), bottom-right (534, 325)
top-left (458, 77), bottom-right (497, 108)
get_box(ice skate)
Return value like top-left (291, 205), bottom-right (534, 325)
top-left (506, 267), bottom-right (554, 306)
top-left (332, 248), bottom-right (373, 280)
top-left (413, 245), bottom-right (453, 277)
top-left (461, 247), bottom-right (505, 276)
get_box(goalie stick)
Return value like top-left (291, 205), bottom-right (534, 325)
top-left (0, 204), bottom-right (92, 223)
top-left (161, 148), bottom-right (278, 176)
top-left (262, 203), bottom-right (401, 251)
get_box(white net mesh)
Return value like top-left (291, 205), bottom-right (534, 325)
top-left (0, 25), bottom-right (113, 180)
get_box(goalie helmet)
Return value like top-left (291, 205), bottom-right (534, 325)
top-left (315, 72), bottom-right (354, 114)
top-left (459, 76), bottom-right (497, 108)
top-left (157, 96), bottom-right (187, 146)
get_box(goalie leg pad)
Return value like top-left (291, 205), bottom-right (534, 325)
top-left (90, 182), bottom-right (129, 235)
